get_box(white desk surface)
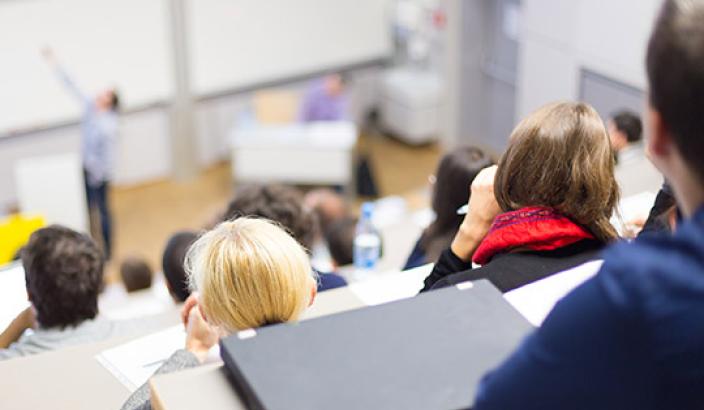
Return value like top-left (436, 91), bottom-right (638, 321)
top-left (0, 308), bottom-right (180, 410)
top-left (231, 121), bottom-right (357, 149)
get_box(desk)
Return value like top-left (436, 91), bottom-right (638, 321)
top-left (0, 309), bottom-right (180, 410)
top-left (230, 122), bottom-right (357, 188)
top-left (149, 266), bottom-right (433, 410)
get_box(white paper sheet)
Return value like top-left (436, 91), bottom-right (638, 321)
top-left (503, 260), bottom-right (604, 327)
top-left (349, 263), bottom-right (433, 306)
top-left (0, 263), bottom-right (30, 331)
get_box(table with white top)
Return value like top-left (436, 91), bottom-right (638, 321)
top-left (230, 121), bottom-right (358, 190)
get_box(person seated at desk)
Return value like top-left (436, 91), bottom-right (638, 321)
top-left (299, 73), bottom-right (349, 122)
top-left (0, 226), bottom-right (141, 360)
top-left (161, 231), bottom-right (198, 303)
top-left (120, 256), bottom-right (153, 293)
top-left (121, 218), bottom-right (317, 410)
top-left (421, 102), bottom-right (620, 293)
top-left (404, 147), bottom-right (492, 270)
top-left (473, 2), bottom-right (704, 407)
top-left (609, 110), bottom-right (664, 196)
top-left (223, 184), bottom-right (348, 292)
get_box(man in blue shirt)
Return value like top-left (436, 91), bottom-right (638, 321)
top-left (471, 1), bottom-right (704, 408)
top-left (43, 49), bottom-right (119, 260)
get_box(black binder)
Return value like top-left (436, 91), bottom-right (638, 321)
top-left (220, 280), bottom-right (532, 410)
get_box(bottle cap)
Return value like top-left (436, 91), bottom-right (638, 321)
top-left (361, 202), bottom-right (374, 218)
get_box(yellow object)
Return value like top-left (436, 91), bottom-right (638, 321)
top-left (0, 214), bottom-right (45, 265)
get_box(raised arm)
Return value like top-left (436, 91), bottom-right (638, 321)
top-left (42, 47), bottom-right (89, 103)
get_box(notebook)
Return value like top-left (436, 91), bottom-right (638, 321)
top-left (220, 280), bottom-right (532, 410)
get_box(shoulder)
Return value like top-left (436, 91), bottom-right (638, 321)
top-left (597, 221), bottom-right (704, 312)
top-left (317, 272), bottom-right (348, 291)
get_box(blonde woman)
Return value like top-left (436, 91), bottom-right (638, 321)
top-left (122, 218), bottom-right (317, 410)
top-left (421, 102), bottom-right (620, 293)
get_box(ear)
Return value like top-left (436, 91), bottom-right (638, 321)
top-left (198, 303), bottom-right (209, 324)
top-left (646, 107), bottom-right (672, 159)
top-left (308, 284), bottom-right (318, 307)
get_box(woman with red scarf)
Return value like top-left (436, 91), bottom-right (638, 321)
top-left (421, 102), bottom-right (620, 293)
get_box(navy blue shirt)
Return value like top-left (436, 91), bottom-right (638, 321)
top-left (316, 271), bottom-right (347, 292)
top-left (474, 207), bottom-right (704, 410)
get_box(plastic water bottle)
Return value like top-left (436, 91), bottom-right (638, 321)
top-left (353, 202), bottom-right (381, 280)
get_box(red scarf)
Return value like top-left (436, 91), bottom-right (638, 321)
top-left (472, 206), bottom-right (594, 265)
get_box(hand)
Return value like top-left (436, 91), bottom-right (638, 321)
top-left (0, 306), bottom-right (36, 348)
top-left (451, 165), bottom-right (502, 261)
top-left (184, 300), bottom-right (219, 363)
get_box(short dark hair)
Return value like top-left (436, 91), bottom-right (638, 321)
top-left (223, 184), bottom-right (317, 251)
top-left (162, 231), bottom-right (197, 302)
top-left (120, 256), bottom-right (153, 293)
top-left (324, 217), bottom-right (357, 266)
top-left (611, 111), bottom-right (643, 143)
top-left (647, 0), bottom-right (704, 184)
top-left (110, 90), bottom-right (120, 112)
top-left (22, 225), bottom-right (104, 328)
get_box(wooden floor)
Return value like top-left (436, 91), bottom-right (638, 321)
top-left (107, 134), bottom-right (441, 281)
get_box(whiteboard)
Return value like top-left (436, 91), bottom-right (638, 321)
top-left (0, 0), bottom-right (172, 134)
top-left (187, 0), bottom-right (394, 96)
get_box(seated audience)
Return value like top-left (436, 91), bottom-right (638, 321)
top-left (404, 147), bottom-right (492, 270)
top-left (422, 101), bottom-right (619, 293)
top-left (162, 231), bottom-right (198, 303)
top-left (119, 256), bottom-right (153, 293)
top-left (304, 188), bottom-right (351, 233)
top-left (0, 225), bottom-right (139, 359)
top-left (223, 184), bottom-right (347, 291)
top-left (122, 218), bottom-right (317, 410)
top-left (324, 216), bottom-right (357, 267)
top-left (474, 1), bottom-right (704, 407)
top-left (609, 110), bottom-right (663, 196)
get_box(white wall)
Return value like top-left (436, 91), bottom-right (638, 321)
top-left (516, 0), bottom-right (662, 118)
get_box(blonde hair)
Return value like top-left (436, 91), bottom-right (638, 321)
top-left (186, 217), bottom-right (315, 332)
top-left (495, 102), bottom-right (620, 243)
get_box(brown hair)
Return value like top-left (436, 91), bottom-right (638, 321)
top-left (495, 102), bottom-right (620, 243)
top-left (647, 0), bottom-right (704, 185)
top-left (119, 256), bottom-right (153, 293)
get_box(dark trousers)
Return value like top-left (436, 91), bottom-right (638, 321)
top-left (84, 172), bottom-right (112, 260)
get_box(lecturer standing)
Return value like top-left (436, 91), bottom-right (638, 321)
top-left (42, 48), bottom-right (119, 260)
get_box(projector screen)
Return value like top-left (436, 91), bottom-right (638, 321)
top-left (0, 0), bottom-right (172, 135)
top-left (187, 0), bottom-right (394, 96)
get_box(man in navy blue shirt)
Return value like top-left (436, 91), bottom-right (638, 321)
top-left (473, 1), bottom-right (704, 408)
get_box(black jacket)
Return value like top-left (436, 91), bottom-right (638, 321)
top-left (420, 239), bottom-right (605, 293)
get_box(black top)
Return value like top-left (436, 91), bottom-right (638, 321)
top-left (420, 239), bottom-right (605, 293)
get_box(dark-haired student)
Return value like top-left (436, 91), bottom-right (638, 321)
top-left (42, 48), bottom-right (120, 259)
top-left (0, 226), bottom-right (141, 360)
top-left (223, 184), bottom-right (347, 291)
top-left (473, 1), bottom-right (704, 408)
top-left (609, 110), bottom-right (663, 196)
top-left (120, 256), bottom-right (153, 293)
top-left (404, 147), bottom-right (492, 270)
top-left (421, 102), bottom-right (618, 293)
top-left (162, 231), bottom-right (198, 303)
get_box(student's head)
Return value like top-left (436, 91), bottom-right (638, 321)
top-left (186, 218), bottom-right (316, 332)
top-left (223, 184), bottom-right (317, 251)
top-left (646, 0), bottom-right (704, 215)
top-left (429, 147), bottom-right (493, 236)
top-left (495, 102), bottom-right (620, 243)
top-left (162, 231), bottom-right (198, 302)
top-left (119, 256), bottom-right (153, 293)
top-left (22, 225), bottom-right (104, 328)
top-left (608, 111), bottom-right (643, 151)
top-left (324, 216), bottom-right (357, 267)
top-left (304, 188), bottom-right (350, 233)
top-left (96, 88), bottom-right (120, 112)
